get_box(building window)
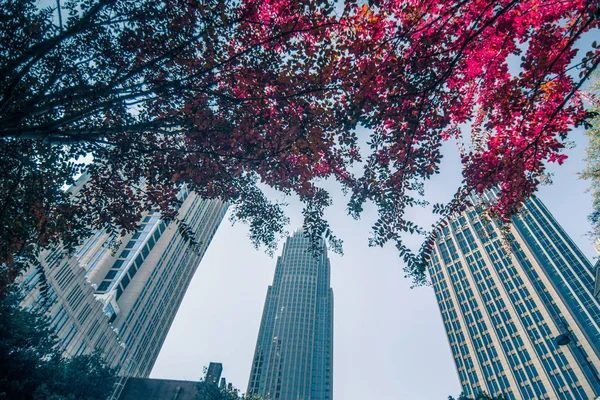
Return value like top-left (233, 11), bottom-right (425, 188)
top-left (105, 270), bottom-right (120, 280)
top-left (97, 281), bottom-right (112, 292)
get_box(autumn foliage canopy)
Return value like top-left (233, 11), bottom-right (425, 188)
top-left (1, 0), bottom-right (599, 292)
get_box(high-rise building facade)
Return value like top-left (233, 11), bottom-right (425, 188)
top-left (21, 175), bottom-right (228, 378)
top-left (429, 193), bottom-right (600, 399)
top-left (248, 231), bottom-right (334, 400)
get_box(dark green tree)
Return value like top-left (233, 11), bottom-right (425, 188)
top-left (580, 70), bottom-right (600, 241)
top-left (0, 285), bottom-right (115, 399)
top-left (448, 392), bottom-right (507, 400)
top-left (195, 375), bottom-right (263, 400)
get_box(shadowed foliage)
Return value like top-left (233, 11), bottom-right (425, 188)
top-left (0, 285), bottom-right (115, 399)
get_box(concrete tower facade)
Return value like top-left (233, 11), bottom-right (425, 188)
top-left (21, 176), bottom-right (228, 378)
top-left (248, 231), bottom-right (333, 400)
top-left (429, 193), bottom-right (600, 399)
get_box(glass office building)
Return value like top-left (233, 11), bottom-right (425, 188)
top-left (21, 175), bottom-right (228, 378)
top-left (248, 231), bottom-right (334, 400)
top-left (429, 193), bottom-right (600, 399)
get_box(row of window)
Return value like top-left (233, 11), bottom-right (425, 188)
top-left (115, 197), bottom-right (217, 375)
top-left (96, 217), bottom-right (167, 297)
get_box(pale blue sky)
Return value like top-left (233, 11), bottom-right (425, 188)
top-left (151, 16), bottom-right (599, 400)
top-left (151, 123), bottom-right (596, 399)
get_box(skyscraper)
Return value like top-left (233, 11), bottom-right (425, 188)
top-left (429, 193), bottom-right (600, 399)
top-left (20, 175), bottom-right (228, 378)
top-left (248, 231), bottom-right (334, 400)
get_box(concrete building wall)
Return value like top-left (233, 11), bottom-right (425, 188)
top-left (117, 362), bottom-right (226, 400)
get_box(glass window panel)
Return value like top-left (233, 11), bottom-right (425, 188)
top-left (121, 274), bottom-right (130, 289)
top-left (105, 270), bottom-right (120, 280)
top-left (97, 281), bottom-right (112, 292)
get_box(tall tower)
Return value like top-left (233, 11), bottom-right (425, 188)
top-left (248, 231), bottom-right (334, 400)
top-left (20, 175), bottom-right (228, 378)
top-left (429, 193), bottom-right (600, 399)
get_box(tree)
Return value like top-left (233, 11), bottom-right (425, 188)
top-left (196, 384), bottom-right (264, 400)
top-left (1, 0), bottom-right (598, 292)
top-left (195, 375), bottom-right (263, 400)
top-left (334, 0), bottom-right (600, 282)
top-left (0, 285), bottom-right (115, 399)
top-left (448, 393), bottom-right (507, 400)
top-left (0, 0), bottom-right (345, 296)
top-left (580, 70), bottom-right (600, 239)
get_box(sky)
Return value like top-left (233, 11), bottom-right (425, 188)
top-left (150, 123), bottom-right (597, 399)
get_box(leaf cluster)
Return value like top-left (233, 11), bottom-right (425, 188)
top-left (195, 378), bottom-right (264, 400)
top-left (1, 0), bottom-right (599, 291)
top-left (448, 392), bottom-right (507, 400)
top-left (1, 0), bottom-right (346, 293)
top-left (580, 70), bottom-right (600, 240)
